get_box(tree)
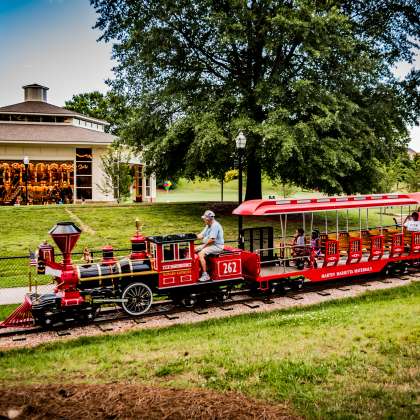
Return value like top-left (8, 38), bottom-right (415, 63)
top-left (91, 0), bottom-right (419, 199)
top-left (64, 91), bottom-right (128, 135)
top-left (405, 154), bottom-right (420, 192)
top-left (97, 143), bottom-right (133, 202)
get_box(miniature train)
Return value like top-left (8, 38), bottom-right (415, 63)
top-left (2, 192), bottom-right (420, 328)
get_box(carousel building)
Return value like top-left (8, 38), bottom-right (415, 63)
top-left (0, 84), bottom-right (156, 205)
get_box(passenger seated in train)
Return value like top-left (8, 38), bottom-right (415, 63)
top-left (403, 211), bottom-right (420, 232)
top-left (195, 210), bottom-right (224, 282)
top-left (310, 230), bottom-right (321, 257)
top-left (291, 228), bottom-right (311, 269)
top-left (292, 228), bottom-right (305, 256)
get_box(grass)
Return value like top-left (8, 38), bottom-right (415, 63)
top-left (0, 283), bottom-right (419, 419)
top-left (155, 177), bottom-right (313, 202)
top-left (0, 304), bottom-right (19, 321)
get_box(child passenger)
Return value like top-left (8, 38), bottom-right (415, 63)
top-left (310, 230), bottom-right (321, 256)
top-left (292, 228), bottom-right (305, 257)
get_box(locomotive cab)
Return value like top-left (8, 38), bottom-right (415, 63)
top-left (147, 234), bottom-right (246, 288)
top-left (147, 234), bottom-right (199, 288)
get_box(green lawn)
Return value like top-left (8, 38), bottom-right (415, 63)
top-left (0, 283), bottom-right (418, 419)
top-left (155, 177), bottom-right (313, 202)
top-left (0, 304), bottom-right (19, 321)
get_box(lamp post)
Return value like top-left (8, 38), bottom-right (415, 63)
top-left (23, 156), bottom-right (29, 205)
top-left (235, 131), bottom-right (246, 249)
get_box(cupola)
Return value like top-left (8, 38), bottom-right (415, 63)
top-left (22, 83), bottom-right (49, 102)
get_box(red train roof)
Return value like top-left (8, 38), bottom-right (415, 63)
top-left (232, 193), bottom-right (420, 216)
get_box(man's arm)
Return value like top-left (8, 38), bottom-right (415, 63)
top-left (204, 224), bottom-right (219, 246)
top-left (197, 227), bottom-right (207, 240)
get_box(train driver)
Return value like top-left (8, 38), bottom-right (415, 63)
top-left (196, 210), bottom-right (224, 282)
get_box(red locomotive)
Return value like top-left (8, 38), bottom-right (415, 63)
top-left (2, 192), bottom-right (420, 328)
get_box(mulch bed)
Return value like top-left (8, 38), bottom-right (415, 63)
top-left (0, 384), bottom-right (298, 419)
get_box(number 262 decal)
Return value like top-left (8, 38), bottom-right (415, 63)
top-left (222, 261), bottom-right (238, 274)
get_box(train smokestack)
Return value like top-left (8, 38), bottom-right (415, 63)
top-left (49, 222), bottom-right (81, 266)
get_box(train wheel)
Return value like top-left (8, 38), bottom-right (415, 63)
top-left (121, 283), bottom-right (153, 316)
top-left (290, 279), bottom-right (304, 291)
top-left (182, 294), bottom-right (197, 308)
top-left (214, 288), bottom-right (231, 304)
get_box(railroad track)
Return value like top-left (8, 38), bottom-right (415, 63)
top-left (1, 270), bottom-right (419, 342)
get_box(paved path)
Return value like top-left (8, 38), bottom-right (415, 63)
top-left (65, 208), bottom-right (96, 235)
top-left (0, 285), bottom-right (55, 305)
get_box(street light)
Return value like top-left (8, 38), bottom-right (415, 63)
top-left (235, 131), bottom-right (246, 249)
top-left (23, 156), bottom-right (30, 205)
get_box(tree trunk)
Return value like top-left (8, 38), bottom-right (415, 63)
top-left (245, 149), bottom-right (262, 200)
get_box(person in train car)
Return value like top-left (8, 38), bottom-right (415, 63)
top-left (310, 230), bottom-right (321, 256)
top-left (292, 228), bottom-right (305, 254)
top-left (403, 211), bottom-right (420, 231)
top-left (195, 210), bottom-right (224, 282)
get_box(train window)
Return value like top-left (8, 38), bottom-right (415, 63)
top-left (163, 243), bottom-right (175, 261)
top-left (178, 242), bottom-right (191, 259)
top-left (149, 243), bottom-right (156, 259)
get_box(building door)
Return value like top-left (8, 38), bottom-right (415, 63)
top-left (134, 164), bottom-right (143, 202)
top-left (75, 148), bottom-right (92, 200)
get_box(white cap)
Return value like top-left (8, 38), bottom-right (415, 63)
top-left (201, 210), bottom-right (215, 219)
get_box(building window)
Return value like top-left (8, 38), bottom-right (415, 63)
top-left (75, 148), bottom-right (92, 200)
top-left (0, 160), bottom-right (74, 205)
top-left (145, 176), bottom-right (151, 198)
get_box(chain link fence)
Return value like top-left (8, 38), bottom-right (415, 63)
top-left (0, 248), bottom-right (133, 308)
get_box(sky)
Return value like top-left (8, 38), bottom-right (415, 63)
top-left (0, 0), bottom-right (419, 150)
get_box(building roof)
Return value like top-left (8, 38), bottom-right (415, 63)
top-left (232, 193), bottom-right (420, 216)
top-left (22, 83), bottom-right (49, 90)
top-left (0, 101), bottom-right (109, 125)
top-left (0, 123), bottom-right (115, 146)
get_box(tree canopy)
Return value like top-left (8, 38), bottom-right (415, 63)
top-left (91, 0), bottom-right (420, 198)
top-left (64, 91), bottom-right (128, 135)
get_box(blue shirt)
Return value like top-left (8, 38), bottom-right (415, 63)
top-left (200, 220), bottom-right (224, 247)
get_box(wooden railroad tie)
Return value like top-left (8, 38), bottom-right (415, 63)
top-left (12, 336), bottom-right (26, 342)
top-left (164, 313), bottom-right (179, 320)
top-left (193, 308), bottom-right (208, 315)
top-left (219, 305), bottom-right (234, 311)
top-left (97, 324), bottom-right (113, 332)
top-left (242, 302), bottom-right (260, 309)
top-left (132, 318), bottom-right (147, 324)
top-left (317, 291), bottom-right (331, 296)
top-left (337, 287), bottom-right (351, 291)
top-left (287, 295), bottom-right (304, 300)
top-left (56, 330), bottom-right (71, 337)
top-left (263, 298), bottom-right (275, 304)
